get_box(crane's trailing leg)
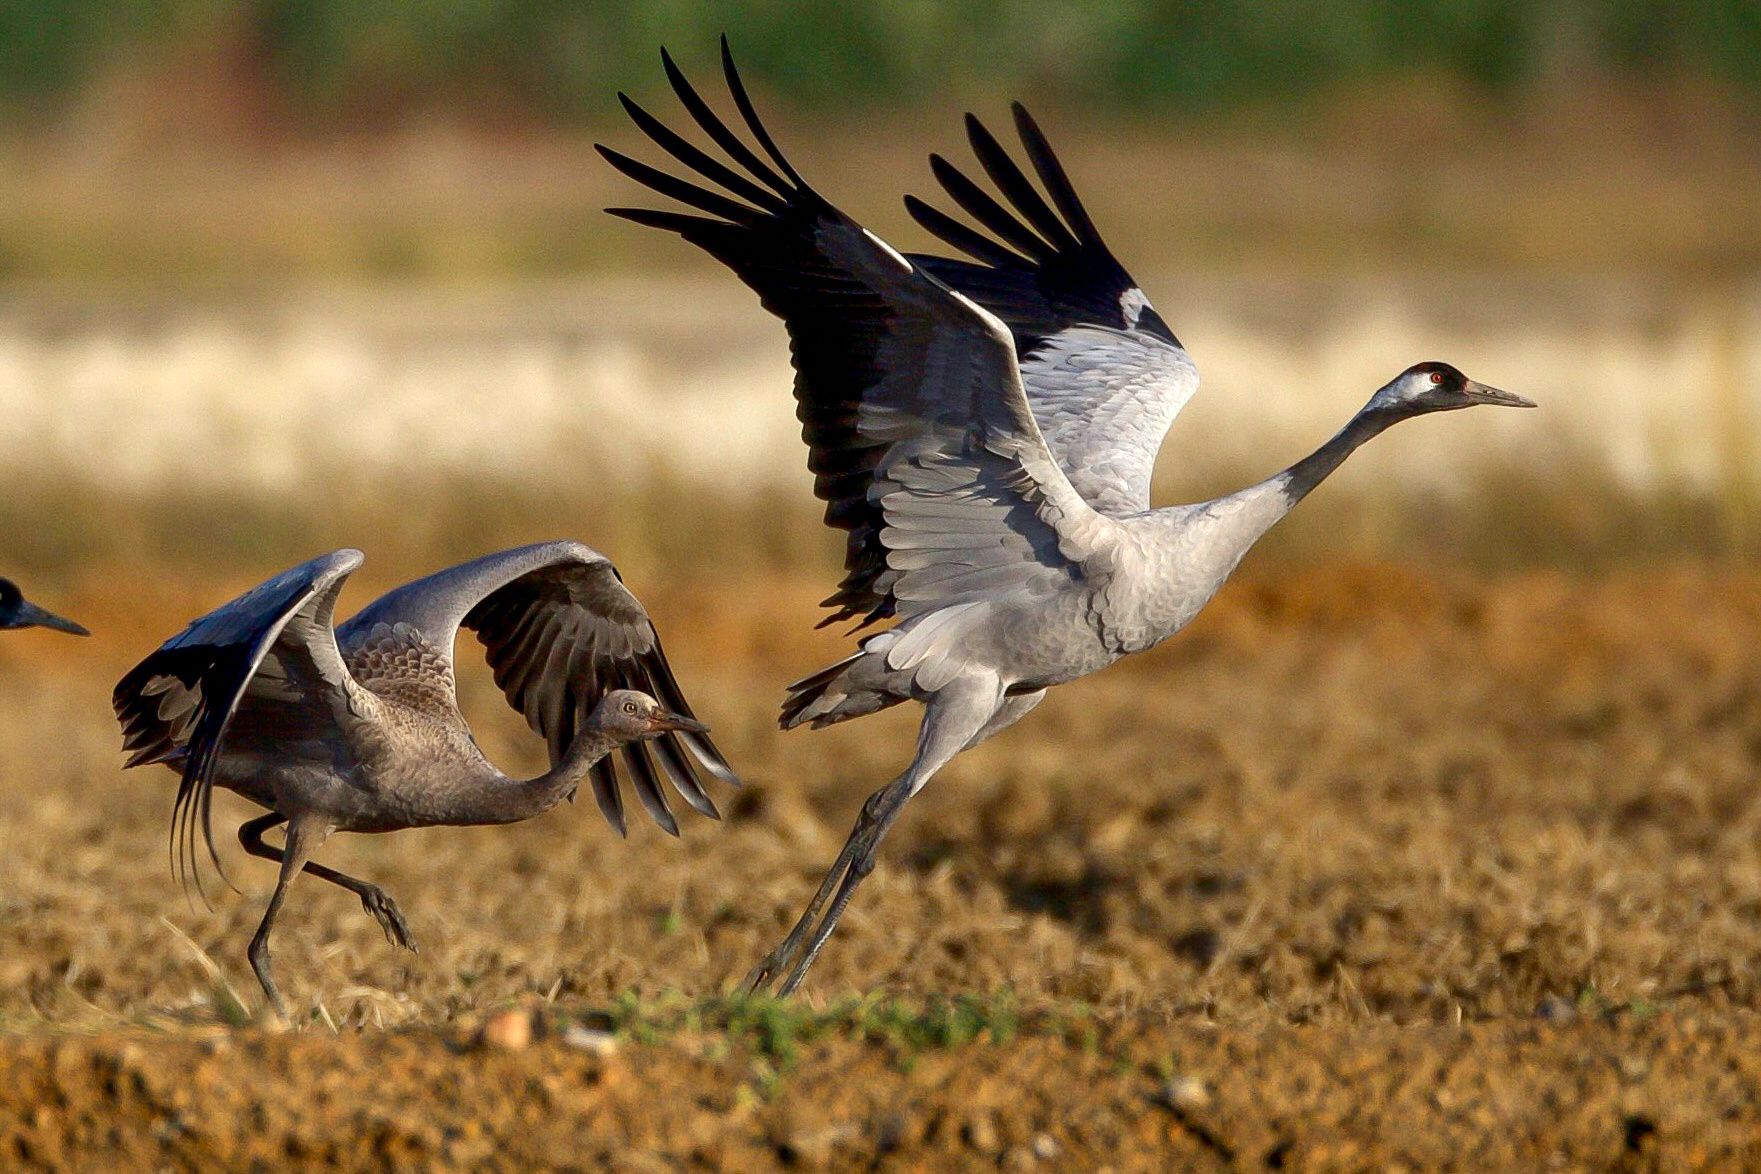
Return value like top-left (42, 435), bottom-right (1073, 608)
top-left (746, 674), bottom-right (1005, 996)
top-left (247, 813), bottom-right (330, 1023)
top-left (741, 772), bottom-right (914, 995)
top-left (238, 813), bottom-right (417, 952)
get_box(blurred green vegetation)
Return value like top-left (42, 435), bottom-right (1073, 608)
top-left (2, 1), bottom-right (1758, 123)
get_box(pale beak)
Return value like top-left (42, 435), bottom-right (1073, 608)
top-left (651, 711), bottom-right (710, 735)
top-left (15, 601), bottom-right (89, 636)
top-left (1462, 381), bottom-right (1536, 408)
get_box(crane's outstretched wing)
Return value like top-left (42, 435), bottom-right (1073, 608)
top-left (339, 541), bottom-right (735, 837)
top-left (114, 549), bottom-right (370, 904)
top-left (905, 105), bottom-right (1199, 517)
top-left (599, 41), bottom-right (1121, 641)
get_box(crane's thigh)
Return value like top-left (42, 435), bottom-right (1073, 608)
top-left (962, 688), bottom-right (1046, 752)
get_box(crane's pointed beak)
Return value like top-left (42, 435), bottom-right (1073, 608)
top-left (653, 711), bottom-right (710, 735)
top-left (15, 601), bottom-right (89, 636)
top-left (1462, 381), bottom-right (1535, 408)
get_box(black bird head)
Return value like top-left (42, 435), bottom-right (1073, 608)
top-left (0, 578), bottom-right (89, 635)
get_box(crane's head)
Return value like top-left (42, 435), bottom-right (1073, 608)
top-left (590, 688), bottom-right (710, 742)
top-left (1371, 362), bottom-right (1534, 415)
top-left (0, 578), bottom-right (89, 635)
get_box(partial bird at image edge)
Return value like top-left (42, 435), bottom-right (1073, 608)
top-left (0, 578), bottom-right (88, 636)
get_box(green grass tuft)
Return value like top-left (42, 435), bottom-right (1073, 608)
top-left (565, 990), bottom-right (1036, 1070)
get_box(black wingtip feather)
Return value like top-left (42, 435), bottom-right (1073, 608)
top-left (623, 740), bottom-right (680, 837)
top-left (594, 142), bottom-right (766, 227)
top-left (603, 206), bottom-right (726, 237)
top-left (639, 636), bottom-right (739, 785)
top-left (904, 194), bottom-right (1024, 270)
top-left (652, 734), bottom-right (721, 819)
top-left (1008, 102), bottom-right (1105, 247)
top-left (591, 757), bottom-right (627, 837)
top-left (929, 153), bottom-right (1057, 264)
top-left (963, 110), bottom-right (1079, 252)
top-left (634, 657), bottom-right (727, 818)
top-left (617, 90), bottom-right (790, 214)
top-left (662, 42), bottom-right (797, 200)
top-left (718, 35), bottom-right (805, 189)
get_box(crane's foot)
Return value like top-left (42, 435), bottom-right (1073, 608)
top-left (741, 877), bottom-right (844, 996)
top-left (360, 886), bottom-right (418, 953)
top-left (741, 787), bottom-right (903, 997)
top-left (741, 865), bottom-right (858, 996)
top-left (742, 901), bottom-right (838, 997)
top-left (740, 944), bottom-right (792, 997)
top-left (248, 937), bottom-right (291, 1026)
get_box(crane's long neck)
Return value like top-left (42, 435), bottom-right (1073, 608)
top-left (1273, 403), bottom-right (1404, 508)
top-left (452, 726), bottom-right (624, 826)
top-left (1163, 401), bottom-right (1407, 593)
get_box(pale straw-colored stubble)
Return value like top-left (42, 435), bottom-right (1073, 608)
top-left (0, 274), bottom-right (1754, 513)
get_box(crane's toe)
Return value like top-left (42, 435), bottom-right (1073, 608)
top-left (740, 955), bottom-right (780, 996)
top-left (360, 886), bottom-right (419, 953)
top-left (741, 934), bottom-right (809, 997)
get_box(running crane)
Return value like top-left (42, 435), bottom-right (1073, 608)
top-left (600, 42), bottom-right (1534, 995)
top-left (114, 542), bottom-right (735, 1019)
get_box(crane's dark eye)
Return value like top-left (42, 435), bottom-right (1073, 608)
top-left (1429, 371), bottom-right (1445, 385)
top-left (622, 701), bottom-right (638, 714)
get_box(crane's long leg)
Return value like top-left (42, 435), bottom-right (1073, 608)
top-left (745, 675), bottom-right (1005, 996)
top-left (246, 813), bottom-right (329, 1023)
top-left (238, 814), bottom-right (417, 951)
top-left (741, 773), bottom-right (913, 995)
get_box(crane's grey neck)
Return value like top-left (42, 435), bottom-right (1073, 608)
top-left (1180, 401), bottom-right (1413, 563)
top-left (1124, 399), bottom-right (1418, 652)
top-left (1275, 403), bottom-right (1407, 506)
top-left (465, 725), bottom-right (624, 825)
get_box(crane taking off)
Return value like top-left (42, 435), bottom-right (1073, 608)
top-left (114, 542), bottom-right (735, 1020)
top-left (601, 41), bottom-right (1534, 996)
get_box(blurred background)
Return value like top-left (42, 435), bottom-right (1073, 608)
top-left (0, 0), bottom-right (1756, 591)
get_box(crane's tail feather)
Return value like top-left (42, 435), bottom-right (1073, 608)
top-left (779, 651), bottom-right (904, 730)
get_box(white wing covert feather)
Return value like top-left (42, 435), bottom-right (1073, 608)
top-left (905, 104), bottom-right (1202, 517)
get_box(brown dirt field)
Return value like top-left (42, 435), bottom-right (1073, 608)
top-left (5, 559), bottom-right (1761, 1167)
top-left (5, 1012), bottom-right (1759, 1169)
